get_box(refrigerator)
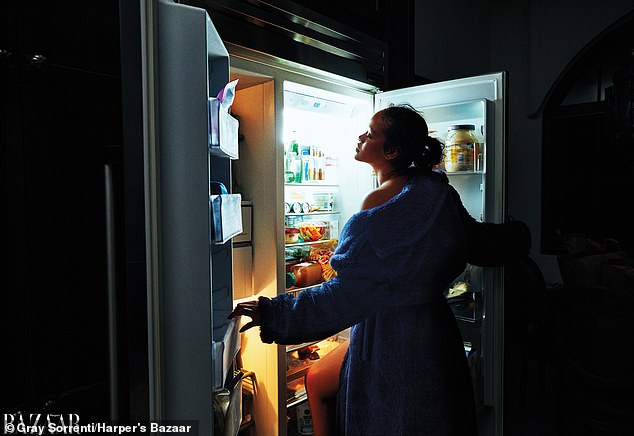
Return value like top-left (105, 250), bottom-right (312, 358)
top-left (147, 1), bottom-right (506, 435)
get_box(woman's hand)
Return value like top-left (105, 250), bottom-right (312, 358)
top-left (229, 300), bottom-right (261, 333)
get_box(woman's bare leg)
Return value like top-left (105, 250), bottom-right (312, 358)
top-left (305, 341), bottom-right (349, 436)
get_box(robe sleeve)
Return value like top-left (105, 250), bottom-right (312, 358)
top-left (448, 185), bottom-right (532, 267)
top-left (257, 222), bottom-right (390, 345)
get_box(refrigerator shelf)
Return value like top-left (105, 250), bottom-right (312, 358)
top-left (286, 371), bottom-right (308, 412)
top-left (285, 211), bottom-right (340, 216)
top-left (287, 340), bottom-right (322, 353)
top-left (286, 390), bottom-right (308, 409)
top-left (286, 337), bottom-right (347, 383)
top-left (285, 238), bottom-right (337, 247)
top-left (285, 283), bottom-right (322, 296)
top-left (445, 170), bottom-right (485, 176)
top-left (286, 362), bottom-right (311, 382)
top-left (285, 339), bottom-right (350, 409)
top-left (285, 182), bottom-right (339, 187)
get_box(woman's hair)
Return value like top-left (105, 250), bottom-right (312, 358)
top-left (379, 104), bottom-right (443, 173)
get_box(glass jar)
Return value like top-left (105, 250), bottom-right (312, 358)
top-left (445, 124), bottom-right (479, 172)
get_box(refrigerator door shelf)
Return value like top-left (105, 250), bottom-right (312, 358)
top-left (210, 193), bottom-right (243, 245)
top-left (212, 318), bottom-right (241, 390)
top-left (212, 376), bottom-right (243, 436)
top-left (209, 97), bottom-right (240, 159)
top-left (446, 292), bottom-right (484, 322)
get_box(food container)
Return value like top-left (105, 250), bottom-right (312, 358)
top-left (312, 192), bottom-right (334, 211)
top-left (291, 202), bottom-right (302, 214)
top-left (297, 222), bottom-right (327, 242)
top-left (290, 262), bottom-right (323, 287)
top-left (445, 125), bottom-right (479, 172)
top-left (285, 227), bottom-right (300, 244)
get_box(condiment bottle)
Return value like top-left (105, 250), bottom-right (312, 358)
top-left (445, 125), bottom-right (479, 172)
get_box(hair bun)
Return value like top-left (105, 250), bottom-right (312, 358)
top-left (414, 135), bottom-right (443, 170)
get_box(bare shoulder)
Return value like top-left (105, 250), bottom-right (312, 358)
top-left (360, 189), bottom-right (389, 210)
top-left (361, 180), bottom-right (406, 211)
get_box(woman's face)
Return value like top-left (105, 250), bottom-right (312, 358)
top-left (355, 111), bottom-right (387, 164)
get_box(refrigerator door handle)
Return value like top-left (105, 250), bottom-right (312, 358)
top-left (104, 163), bottom-right (119, 420)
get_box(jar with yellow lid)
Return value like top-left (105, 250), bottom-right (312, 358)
top-left (445, 125), bottom-right (482, 172)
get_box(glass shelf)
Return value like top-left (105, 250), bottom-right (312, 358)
top-left (286, 360), bottom-right (312, 382)
top-left (287, 340), bottom-right (322, 353)
top-left (445, 170), bottom-right (485, 176)
top-left (285, 283), bottom-right (322, 296)
top-left (285, 336), bottom-right (348, 407)
top-left (285, 182), bottom-right (339, 187)
top-left (285, 211), bottom-right (339, 216)
top-left (285, 238), bottom-right (336, 247)
top-left (287, 392), bottom-right (308, 409)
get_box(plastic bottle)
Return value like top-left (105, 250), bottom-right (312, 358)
top-left (301, 150), bottom-right (311, 183)
top-left (290, 131), bottom-right (299, 155)
top-left (292, 153), bottom-right (303, 183)
top-left (285, 152), bottom-right (296, 183)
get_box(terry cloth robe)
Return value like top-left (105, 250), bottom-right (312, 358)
top-left (258, 171), bottom-right (478, 436)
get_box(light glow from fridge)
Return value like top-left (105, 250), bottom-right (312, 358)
top-left (282, 80), bottom-right (373, 227)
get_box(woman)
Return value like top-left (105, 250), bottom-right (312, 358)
top-left (230, 105), bottom-right (529, 435)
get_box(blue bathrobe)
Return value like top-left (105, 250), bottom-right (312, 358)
top-left (259, 171), bottom-right (479, 435)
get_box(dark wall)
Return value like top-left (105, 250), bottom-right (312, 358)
top-left (415, 0), bottom-right (634, 282)
top-left (0, 0), bottom-right (122, 415)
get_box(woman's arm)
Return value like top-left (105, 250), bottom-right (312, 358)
top-left (448, 185), bottom-right (531, 266)
top-left (255, 272), bottom-right (390, 345)
top-left (230, 226), bottom-right (391, 345)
